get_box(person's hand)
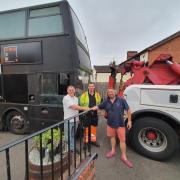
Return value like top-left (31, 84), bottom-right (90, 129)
top-left (85, 107), bottom-right (90, 111)
top-left (91, 106), bottom-right (97, 111)
top-left (127, 121), bottom-right (132, 130)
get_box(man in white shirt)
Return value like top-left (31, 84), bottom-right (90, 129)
top-left (63, 85), bottom-right (89, 152)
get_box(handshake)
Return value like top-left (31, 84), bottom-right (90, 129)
top-left (91, 106), bottom-right (98, 111)
top-left (83, 106), bottom-right (98, 111)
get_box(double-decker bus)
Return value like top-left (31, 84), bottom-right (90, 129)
top-left (0, 0), bottom-right (92, 134)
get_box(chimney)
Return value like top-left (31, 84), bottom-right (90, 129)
top-left (127, 51), bottom-right (138, 59)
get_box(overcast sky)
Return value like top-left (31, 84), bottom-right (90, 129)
top-left (0, 0), bottom-right (180, 66)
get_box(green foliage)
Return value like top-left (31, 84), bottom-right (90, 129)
top-left (33, 128), bottom-right (63, 150)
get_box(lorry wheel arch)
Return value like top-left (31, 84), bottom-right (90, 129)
top-left (131, 109), bottom-right (180, 130)
top-left (130, 116), bottom-right (179, 161)
top-left (3, 109), bottom-right (27, 134)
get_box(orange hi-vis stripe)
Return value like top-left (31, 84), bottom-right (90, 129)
top-left (84, 126), bottom-right (97, 143)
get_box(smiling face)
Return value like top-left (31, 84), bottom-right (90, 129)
top-left (88, 83), bottom-right (95, 94)
top-left (67, 86), bottom-right (75, 97)
top-left (107, 89), bottom-right (116, 99)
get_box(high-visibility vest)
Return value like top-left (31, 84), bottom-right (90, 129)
top-left (79, 91), bottom-right (101, 107)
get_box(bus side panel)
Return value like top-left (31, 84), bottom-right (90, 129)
top-left (0, 103), bottom-right (63, 132)
top-left (0, 103), bottom-right (29, 130)
top-left (28, 105), bottom-right (63, 132)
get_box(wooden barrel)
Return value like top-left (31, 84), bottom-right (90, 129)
top-left (29, 153), bottom-right (70, 180)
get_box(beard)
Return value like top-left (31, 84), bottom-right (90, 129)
top-left (109, 95), bottom-right (115, 99)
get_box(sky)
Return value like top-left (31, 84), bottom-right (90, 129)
top-left (0, 0), bottom-right (180, 66)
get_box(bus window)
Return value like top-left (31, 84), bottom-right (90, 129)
top-left (58, 73), bottom-right (69, 95)
top-left (0, 11), bottom-right (26, 40)
top-left (70, 8), bottom-right (88, 50)
top-left (40, 73), bottom-right (58, 94)
top-left (1, 42), bottom-right (42, 64)
top-left (28, 6), bottom-right (64, 36)
top-left (39, 73), bottom-right (68, 105)
top-left (30, 6), bottom-right (60, 17)
top-left (77, 69), bottom-right (89, 90)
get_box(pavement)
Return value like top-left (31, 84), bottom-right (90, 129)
top-left (0, 115), bottom-right (180, 180)
top-left (92, 115), bottom-right (180, 180)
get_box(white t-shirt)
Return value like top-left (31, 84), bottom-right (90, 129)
top-left (62, 94), bottom-right (79, 122)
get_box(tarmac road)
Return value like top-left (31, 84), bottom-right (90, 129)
top-left (0, 132), bottom-right (28, 180)
top-left (94, 115), bottom-right (180, 180)
top-left (0, 116), bottom-right (180, 180)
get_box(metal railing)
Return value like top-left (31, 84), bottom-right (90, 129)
top-left (0, 110), bottom-right (96, 180)
top-left (70, 153), bottom-right (98, 180)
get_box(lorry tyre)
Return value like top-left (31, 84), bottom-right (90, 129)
top-left (6, 110), bottom-right (27, 134)
top-left (130, 117), bottom-right (179, 161)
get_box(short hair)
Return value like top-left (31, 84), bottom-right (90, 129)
top-left (88, 83), bottom-right (95, 86)
top-left (67, 85), bottom-right (75, 90)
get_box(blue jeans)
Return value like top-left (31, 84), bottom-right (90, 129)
top-left (64, 121), bottom-right (77, 151)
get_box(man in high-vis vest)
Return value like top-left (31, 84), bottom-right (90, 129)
top-left (79, 83), bottom-right (101, 147)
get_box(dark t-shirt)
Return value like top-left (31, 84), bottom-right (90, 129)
top-left (88, 92), bottom-right (98, 120)
top-left (98, 97), bottom-right (129, 128)
top-left (83, 92), bottom-right (98, 127)
top-left (88, 93), bottom-right (96, 108)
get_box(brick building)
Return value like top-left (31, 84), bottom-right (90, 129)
top-left (93, 66), bottom-right (119, 98)
top-left (124, 31), bottom-right (180, 65)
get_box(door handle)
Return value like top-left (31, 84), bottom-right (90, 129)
top-left (41, 108), bottom-right (48, 114)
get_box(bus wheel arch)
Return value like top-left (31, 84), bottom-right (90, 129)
top-left (4, 109), bottom-right (27, 134)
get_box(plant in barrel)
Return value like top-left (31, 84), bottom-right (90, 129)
top-left (28, 128), bottom-right (69, 179)
top-left (33, 129), bottom-right (65, 160)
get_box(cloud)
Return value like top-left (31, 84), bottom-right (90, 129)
top-left (1, 0), bottom-right (180, 66)
top-left (68, 0), bottom-right (180, 65)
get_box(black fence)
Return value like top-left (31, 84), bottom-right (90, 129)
top-left (0, 110), bottom-right (97, 180)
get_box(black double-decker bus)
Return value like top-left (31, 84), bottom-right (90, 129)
top-left (0, 1), bottom-right (92, 134)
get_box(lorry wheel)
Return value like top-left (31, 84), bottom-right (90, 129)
top-left (6, 111), bottom-right (27, 134)
top-left (130, 117), bottom-right (179, 161)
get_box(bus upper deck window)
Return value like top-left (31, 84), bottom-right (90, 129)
top-left (28, 6), bottom-right (64, 36)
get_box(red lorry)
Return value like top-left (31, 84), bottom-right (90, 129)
top-left (108, 54), bottom-right (180, 161)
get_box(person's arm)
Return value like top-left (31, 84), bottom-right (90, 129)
top-left (122, 98), bottom-right (132, 130)
top-left (91, 106), bottom-right (98, 111)
top-left (63, 96), bottom-right (89, 111)
top-left (126, 109), bottom-right (132, 130)
top-left (70, 104), bottom-right (89, 111)
top-left (92, 100), bottom-right (106, 111)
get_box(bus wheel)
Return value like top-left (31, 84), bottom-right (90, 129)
top-left (6, 111), bottom-right (27, 134)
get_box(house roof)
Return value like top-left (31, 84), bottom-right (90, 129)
top-left (120, 30), bottom-right (180, 65)
top-left (94, 65), bottom-right (121, 73)
top-left (94, 65), bottom-right (111, 73)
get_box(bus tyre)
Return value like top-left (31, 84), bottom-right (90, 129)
top-left (130, 117), bottom-right (179, 161)
top-left (6, 111), bottom-right (27, 134)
